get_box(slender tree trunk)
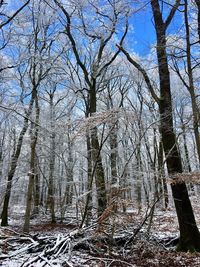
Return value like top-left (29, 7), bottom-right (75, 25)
top-left (109, 122), bottom-right (118, 185)
top-left (184, 0), bottom-right (200, 166)
top-left (109, 121), bottom-right (119, 213)
top-left (65, 123), bottom-right (74, 205)
top-left (151, 0), bottom-right (200, 251)
top-left (33, 172), bottom-right (40, 215)
top-left (47, 94), bottom-right (56, 223)
top-left (80, 131), bottom-right (93, 227)
top-left (135, 145), bottom-right (142, 212)
top-left (1, 93), bottom-right (35, 226)
top-left (23, 90), bottom-right (39, 232)
top-left (181, 124), bottom-right (192, 173)
top-left (0, 129), bottom-right (6, 181)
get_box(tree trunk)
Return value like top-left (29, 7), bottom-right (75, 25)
top-left (181, 123), bottom-right (192, 173)
top-left (91, 126), bottom-right (107, 216)
top-left (184, 0), bottom-right (200, 166)
top-left (65, 123), bottom-right (74, 206)
top-left (80, 131), bottom-right (93, 227)
top-left (47, 94), bottom-right (56, 223)
top-left (109, 122), bottom-right (118, 185)
top-left (0, 128), bottom-right (6, 181)
top-left (23, 90), bottom-right (39, 233)
top-left (33, 172), bottom-right (40, 215)
top-left (158, 140), bottom-right (168, 209)
top-left (151, 0), bottom-right (200, 251)
top-left (89, 80), bottom-right (107, 217)
top-left (1, 93), bottom-right (35, 226)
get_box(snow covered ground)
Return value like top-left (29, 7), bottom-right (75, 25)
top-left (1, 197), bottom-right (200, 266)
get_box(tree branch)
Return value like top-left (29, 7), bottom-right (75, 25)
top-left (117, 45), bottom-right (160, 105)
top-left (165, 0), bottom-right (181, 29)
top-left (53, 0), bottom-right (91, 88)
top-left (97, 17), bottom-right (129, 77)
top-left (0, 0), bottom-right (31, 29)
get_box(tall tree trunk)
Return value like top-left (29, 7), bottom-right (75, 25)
top-left (23, 90), bottom-right (40, 232)
top-left (80, 131), bottom-right (93, 227)
top-left (0, 129), bottom-right (5, 181)
top-left (65, 123), bottom-right (74, 206)
top-left (184, 0), bottom-right (200, 166)
top-left (109, 122), bottom-right (118, 185)
top-left (151, 0), bottom-right (200, 251)
top-left (89, 81), bottom-right (107, 216)
top-left (1, 92), bottom-right (35, 226)
top-left (181, 123), bottom-right (192, 173)
top-left (47, 93), bottom-right (56, 223)
top-left (91, 126), bottom-right (107, 216)
top-left (33, 171), bottom-right (40, 215)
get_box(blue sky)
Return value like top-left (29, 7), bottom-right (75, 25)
top-left (130, 5), bottom-right (155, 56)
top-left (130, 2), bottom-right (183, 56)
top-left (4, 1), bottom-right (183, 57)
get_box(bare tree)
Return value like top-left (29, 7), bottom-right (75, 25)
top-left (170, 0), bottom-right (200, 166)
top-left (23, 89), bottom-right (40, 233)
top-left (118, 0), bottom-right (200, 252)
top-left (1, 91), bottom-right (35, 226)
top-left (53, 0), bottom-right (128, 219)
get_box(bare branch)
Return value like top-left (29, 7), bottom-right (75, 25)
top-left (165, 0), bottom-right (181, 29)
top-left (117, 45), bottom-right (160, 104)
top-left (53, 0), bottom-right (91, 88)
top-left (0, 0), bottom-right (31, 29)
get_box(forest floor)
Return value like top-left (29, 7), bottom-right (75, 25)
top-left (1, 196), bottom-right (200, 266)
